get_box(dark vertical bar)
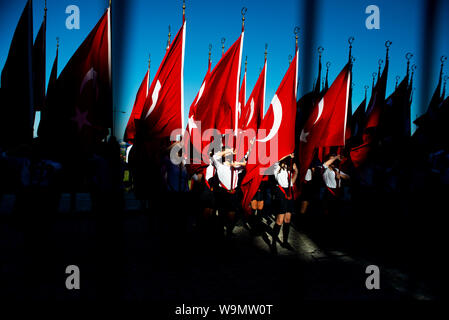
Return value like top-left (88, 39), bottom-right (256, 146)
top-left (300, 0), bottom-right (319, 96)
top-left (419, 0), bottom-right (439, 117)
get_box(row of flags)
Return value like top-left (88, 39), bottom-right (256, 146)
top-left (1, 1), bottom-right (447, 209)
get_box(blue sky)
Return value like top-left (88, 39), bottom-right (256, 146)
top-left (1, 0), bottom-right (448, 140)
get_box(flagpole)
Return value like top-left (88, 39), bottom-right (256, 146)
top-left (439, 55), bottom-right (447, 89)
top-left (325, 62), bottom-right (330, 91)
top-left (443, 75), bottom-right (448, 99)
top-left (167, 25), bottom-right (171, 51)
top-left (385, 40), bottom-right (392, 62)
top-left (372, 72), bottom-right (377, 92)
top-left (346, 36), bottom-right (354, 63)
top-left (221, 38), bottom-right (225, 56)
top-left (208, 43), bottom-right (212, 67)
top-left (377, 59), bottom-right (383, 82)
top-left (406, 52), bottom-right (413, 78)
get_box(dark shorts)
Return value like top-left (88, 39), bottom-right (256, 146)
top-left (275, 186), bottom-right (295, 214)
top-left (252, 188), bottom-right (264, 202)
top-left (301, 181), bottom-right (313, 201)
top-left (200, 186), bottom-right (215, 209)
top-left (216, 187), bottom-right (240, 212)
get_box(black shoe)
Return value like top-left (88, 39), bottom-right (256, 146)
top-left (281, 241), bottom-right (294, 251)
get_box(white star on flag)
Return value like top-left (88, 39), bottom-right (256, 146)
top-left (71, 107), bottom-right (92, 131)
top-left (300, 129), bottom-right (309, 143)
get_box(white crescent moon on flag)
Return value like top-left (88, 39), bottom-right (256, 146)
top-left (314, 98), bottom-right (324, 125)
top-left (80, 67), bottom-right (99, 99)
top-left (145, 80), bottom-right (162, 119)
top-left (246, 98), bottom-right (255, 128)
top-left (258, 94), bottom-right (282, 143)
top-left (196, 81), bottom-right (206, 105)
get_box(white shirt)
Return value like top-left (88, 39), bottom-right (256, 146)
top-left (273, 162), bottom-right (293, 188)
top-left (212, 154), bottom-right (244, 190)
top-left (205, 161), bottom-right (214, 181)
top-left (305, 168), bottom-right (312, 182)
top-left (322, 164), bottom-right (348, 189)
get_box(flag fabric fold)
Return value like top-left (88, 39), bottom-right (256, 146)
top-left (0, 0), bottom-right (34, 148)
top-left (140, 21), bottom-right (186, 140)
top-left (240, 50), bottom-right (298, 214)
top-left (298, 63), bottom-right (351, 183)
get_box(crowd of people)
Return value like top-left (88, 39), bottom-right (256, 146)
top-left (125, 135), bottom-right (354, 254)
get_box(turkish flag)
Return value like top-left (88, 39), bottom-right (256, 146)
top-left (186, 32), bottom-right (243, 164)
top-left (298, 63), bottom-right (351, 183)
top-left (41, 8), bottom-right (111, 147)
top-left (350, 59), bottom-right (388, 168)
top-left (124, 70), bottom-right (149, 143)
top-left (240, 50), bottom-right (298, 214)
top-left (184, 60), bottom-right (211, 174)
top-left (33, 16), bottom-right (46, 112)
top-left (37, 46), bottom-right (58, 139)
top-left (140, 21), bottom-right (186, 140)
top-left (235, 61), bottom-right (266, 159)
top-left (241, 61), bottom-right (266, 132)
top-left (0, 0), bottom-right (34, 148)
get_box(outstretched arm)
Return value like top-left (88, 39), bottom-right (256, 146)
top-left (292, 163), bottom-right (299, 184)
top-left (323, 155), bottom-right (340, 168)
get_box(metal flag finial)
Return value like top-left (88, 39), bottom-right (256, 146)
top-left (264, 43), bottom-right (268, 61)
top-left (148, 53), bottom-right (151, 70)
top-left (378, 59), bottom-right (383, 80)
top-left (326, 61), bottom-right (331, 70)
top-left (348, 36), bottom-right (355, 61)
top-left (221, 37), bottom-right (226, 56)
top-left (318, 46), bottom-right (324, 57)
top-left (395, 75), bottom-right (400, 89)
top-left (372, 72), bottom-right (377, 88)
top-left (288, 54), bottom-right (292, 64)
top-left (167, 25), bottom-right (171, 50)
top-left (44, 0), bottom-right (47, 16)
top-left (385, 40), bottom-right (392, 60)
top-left (241, 7), bottom-right (247, 30)
top-left (294, 27), bottom-right (300, 49)
top-left (245, 56), bottom-right (247, 72)
top-left (56, 37), bottom-right (59, 48)
top-left (364, 85), bottom-right (369, 99)
top-left (406, 52), bottom-right (413, 76)
top-left (183, 0), bottom-right (186, 18)
top-left (208, 43), bottom-right (212, 64)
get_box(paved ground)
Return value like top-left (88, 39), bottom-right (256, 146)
top-left (0, 192), bottom-right (438, 304)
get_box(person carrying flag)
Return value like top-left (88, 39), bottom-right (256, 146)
top-left (211, 143), bottom-right (247, 239)
top-left (321, 153), bottom-right (350, 215)
top-left (271, 153), bottom-right (298, 253)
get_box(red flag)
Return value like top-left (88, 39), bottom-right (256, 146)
top-left (298, 63), bottom-right (351, 183)
top-left (184, 60), bottom-right (211, 173)
top-left (140, 21), bottom-right (186, 140)
top-left (124, 70), bottom-right (149, 143)
top-left (350, 59), bottom-right (389, 168)
top-left (186, 32), bottom-right (243, 163)
top-left (41, 8), bottom-right (111, 146)
top-left (240, 50), bottom-right (298, 214)
top-left (33, 15), bottom-right (46, 112)
top-left (37, 45), bottom-right (58, 138)
top-left (241, 61), bottom-right (266, 132)
top-left (0, 0), bottom-right (34, 147)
